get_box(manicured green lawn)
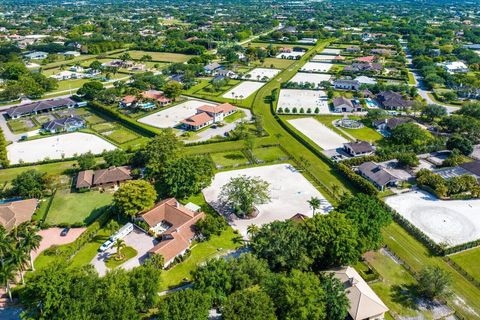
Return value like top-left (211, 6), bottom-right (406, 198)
top-left (91, 122), bottom-right (117, 132)
top-left (224, 110), bottom-right (246, 124)
top-left (84, 114), bottom-right (105, 125)
top-left (449, 248), bottom-right (480, 281)
top-left (101, 128), bottom-right (139, 144)
top-left (46, 189), bottom-right (113, 226)
top-left (260, 58), bottom-right (296, 69)
top-left (342, 126), bottom-right (383, 142)
top-left (119, 50), bottom-right (195, 63)
top-left (210, 151), bottom-right (250, 167)
top-left (105, 246), bottom-right (138, 269)
top-left (253, 146), bottom-right (288, 162)
top-left (69, 227), bottom-right (112, 268)
top-left (7, 118), bottom-right (38, 133)
top-left (0, 160), bottom-right (78, 186)
top-left (160, 228), bottom-right (241, 290)
top-left (383, 223), bottom-right (480, 319)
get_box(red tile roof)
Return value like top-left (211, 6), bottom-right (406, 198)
top-left (196, 103), bottom-right (236, 114)
top-left (181, 112), bottom-right (213, 127)
top-left (354, 56), bottom-right (375, 63)
top-left (0, 199), bottom-right (38, 231)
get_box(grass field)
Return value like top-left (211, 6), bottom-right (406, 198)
top-left (383, 223), bottom-right (480, 319)
top-left (0, 160), bottom-right (80, 186)
top-left (210, 150), bottom-right (250, 167)
top-left (160, 227), bottom-right (240, 290)
top-left (253, 146), bottom-right (288, 162)
top-left (91, 122), bottom-right (117, 132)
top-left (7, 118), bottom-right (38, 134)
top-left (84, 114), bottom-right (106, 125)
top-left (342, 125), bottom-right (383, 142)
top-left (45, 189), bottom-right (113, 226)
top-left (118, 50), bottom-right (194, 63)
top-left (224, 110), bottom-right (246, 124)
top-left (101, 128), bottom-right (139, 144)
top-left (259, 58), bottom-right (296, 69)
top-left (449, 248), bottom-right (480, 281)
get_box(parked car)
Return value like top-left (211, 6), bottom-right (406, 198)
top-left (99, 239), bottom-right (114, 252)
top-left (60, 227), bottom-right (70, 237)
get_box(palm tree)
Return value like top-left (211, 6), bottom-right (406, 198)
top-left (114, 239), bottom-right (126, 260)
top-left (8, 247), bottom-right (29, 285)
top-left (0, 227), bottom-right (12, 268)
top-left (0, 262), bottom-right (15, 302)
top-left (307, 197), bottom-right (321, 215)
top-left (247, 224), bottom-right (260, 238)
top-left (331, 183), bottom-right (342, 200)
top-left (18, 225), bottom-right (42, 271)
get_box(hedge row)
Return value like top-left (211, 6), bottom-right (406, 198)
top-left (336, 162), bottom-right (379, 195)
top-left (0, 126), bottom-right (9, 168)
top-left (43, 207), bottom-right (112, 261)
top-left (443, 256), bottom-right (480, 289)
top-left (88, 101), bottom-right (159, 138)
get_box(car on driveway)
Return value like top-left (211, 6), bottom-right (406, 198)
top-left (60, 227), bottom-right (70, 236)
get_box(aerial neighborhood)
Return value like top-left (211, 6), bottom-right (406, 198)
top-left (1, 0), bottom-right (480, 319)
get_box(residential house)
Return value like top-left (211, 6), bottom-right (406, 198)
top-left (333, 97), bottom-right (361, 112)
top-left (354, 56), bottom-right (376, 63)
top-left (440, 61), bottom-right (469, 74)
top-left (298, 38), bottom-right (317, 44)
top-left (76, 166), bottom-right (133, 190)
top-left (0, 199), bottom-right (38, 232)
top-left (119, 90), bottom-right (172, 109)
top-left (204, 62), bottom-right (222, 74)
top-left (42, 116), bottom-right (85, 133)
top-left (63, 51), bottom-right (81, 57)
top-left (170, 74), bottom-right (185, 83)
top-left (459, 160), bottom-right (480, 181)
top-left (6, 97), bottom-right (86, 119)
top-left (344, 62), bottom-right (382, 73)
top-left (24, 51), bottom-right (48, 60)
top-left (371, 48), bottom-right (394, 56)
top-left (373, 118), bottom-right (410, 132)
top-left (215, 69), bottom-right (237, 78)
top-left (334, 79), bottom-right (360, 91)
top-left (181, 103), bottom-right (237, 131)
top-left (357, 161), bottom-right (400, 190)
top-left (140, 198), bottom-right (205, 266)
top-left (376, 91), bottom-right (413, 110)
top-left (343, 141), bottom-right (374, 157)
top-left (355, 76), bottom-right (377, 86)
top-left (346, 46), bottom-right (361, 53)
top-left (330, 267), bottom-right (389, 320)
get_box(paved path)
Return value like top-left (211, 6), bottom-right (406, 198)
top-left (0, 113), bottom-right (23, 142)
top-left (32, 227), bottom-right (87, 262)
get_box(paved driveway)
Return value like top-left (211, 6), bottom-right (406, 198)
top-left (32, 227), bottom-right (86, 261)
top-left (91, 227), bottom-right (158, 276)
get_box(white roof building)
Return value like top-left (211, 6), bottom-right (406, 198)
top-left (440, 61), bottom-right (469, 74)
top-left (330, 266), bottom-right (389, 320)
top-left (355, 76), bottom-right (377, 85)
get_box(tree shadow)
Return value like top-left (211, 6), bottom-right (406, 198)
top-left (391, 283), bottom-right (421, 310)
top-left (83, 205), bottom-right (111, 225)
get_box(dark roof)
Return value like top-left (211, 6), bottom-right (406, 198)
top-left (358, 161), bottom-right (398, 186)
top-left (333, 97), bottom-right (354, 108)
top-left (76, 166), bottom-right (132, 188)
top-left (460, 160), bottom-right (480, 177)
top-left (376, 91), bottom-right (413, 109)
top-left (334, 79), bottom-right (360, 86)
top-left (344, 141), bottom-right (374, 153)
top-left (204, 62), bottom-right (221, 71)
top-left (0, 199), bottom-right (38, 232)
top-left (42, 116), bottom-right (84, 131)
top-left (76, 170), bottom-right (94, 189)
top-left (7, 98), bottom-right (78, 118)
top-left (374, 117), bottom-right (410, 130)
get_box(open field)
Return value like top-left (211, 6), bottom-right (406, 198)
top-left (114, 50), bottom-right (194, 63)
top-left (385, 190), bottom-right (480, 247)
top-left (449, 247), bottom-right (480, 280)
top-left (252, 146), bottom-right (288, 162)
top-left (289, 72), bottom-right (331, 86)
top-left (222, 81), bottom-right (264, 99)
top-left (300, 62), bottom-right (333, 73)
top-left (203, 163), bottom-right (332, 237)
top-left (46, 189), bottom-right (113, 226)
top-left (288, 118), bottom-right (349, 150)
top-left (210, 150), bottom-right (250, 168)
top-left (101, 128), bottom-right (139, 144)
top-left (138, 99), bottom-right (216, 128)
top-left (243, 68), bottom-right (281, 81)
top-left (7, 132), bottom-right (116, 164)
top-left (259, 58), bottom-right (296, 69)
top-left (277, 89), bottom-right (329, 113)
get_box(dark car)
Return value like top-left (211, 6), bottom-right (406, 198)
top-left (60, 227), bottom-right (70, 237)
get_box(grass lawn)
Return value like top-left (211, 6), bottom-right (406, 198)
top-left (7, 118), bottom-right (38, 134)
top-left (449, 248), bottom-right (480, 281)
top-left (45, 189), bottom-right (113, 226)
top-left (33, 114), bottom-right (56, 125)
top-left (407, 72), bottom-right (416, 85)
top-left (56, 78), bottom-right (91, 92)
top-left (101, 128), bottom-right (139, 144)
top-left (196, 80), bottom-right (242, 97)
top-left (260, 58), bottom-right (296, 69)
top-left (105, 246), bottom-right (138, 269)
top-left (119, 50), bottom-right (195, 63)
top-left (383, 223), bottom-right (480, 319)
top-left (224, 110), bottom-right (246, 124)
top-left (366, 251), bottom-right (435, 319)
top-left (210, 150), bottom-right (250, 167)
top-left (253, 146), bottom-right (288, 162)
top-left (342, 125), bottom-right (383, 142)
top-left (91, 122), bottom-right (117, 132)
top-left (0, 160), bottom-right (78, 186)
top-left (84, 114), bottom-right (106, 125)
top-left (160, 228), bottom-right (241, 290)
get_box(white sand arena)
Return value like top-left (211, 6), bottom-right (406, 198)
top-left (203, 163), bottom-right (332, 238)
top-left (288, 118), bottom-right (349, 150)
top-left (7, 132), bottom-right (116, 164)
top-left (385, 190), bottom-right (480, 247)
top-left (277, 89), bottom-right (329, 114)
top-left (222, 81), bottom-right (264, 99)
top-left (138, 99), bottom-right (216, 128)
top-left (244, 68), bottom-right (281, 82)
top-left (320, 48), bottom-right (342, 55)
top-left (300, 62), bottom-right (333, 73)
top-left (275, 52), bottom-right (305, 59)
top-left (311, 55), bottom-right (334, 62)
top-left (289, 72), bottom-right (331, 86)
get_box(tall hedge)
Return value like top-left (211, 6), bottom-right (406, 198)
top-left (0, 127), bottom-right (9, 168)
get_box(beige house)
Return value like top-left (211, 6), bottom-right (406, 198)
top-left (330, 266), bottom-right (389, 320)
top-left (0, 199), bottom-right (38, 232)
